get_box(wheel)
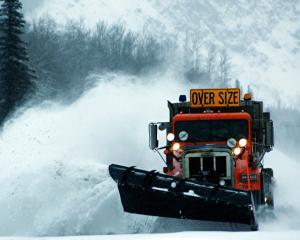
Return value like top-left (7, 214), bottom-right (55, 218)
top-left (251, 223), bottom-right (259, 231)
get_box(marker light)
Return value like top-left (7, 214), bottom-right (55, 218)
top-left (239, 138), bottom-right (247, 147)
top-left (167, 133), bottom-right (175, 141)
top-left (244, 93), bottom-right (252, 100)
top-left (233, 147), bottom-right (242, 156)
top-left (172, 143), bottom-right (181, 151)
top-left (179, 95), bottom-right (187, 102)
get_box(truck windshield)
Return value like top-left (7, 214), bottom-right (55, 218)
top-left (174, 119), bottom-right (248, 142)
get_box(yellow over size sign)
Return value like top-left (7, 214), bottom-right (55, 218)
top-left (190, 88), bottom-right (240, 108)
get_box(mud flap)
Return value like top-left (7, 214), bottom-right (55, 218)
top-left (109, 164), bottom-right (258, 230)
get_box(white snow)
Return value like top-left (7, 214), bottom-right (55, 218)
top-left (0, 73), bottom-right (193, 236)
top-left (0, 231), bottom-right (300, 240)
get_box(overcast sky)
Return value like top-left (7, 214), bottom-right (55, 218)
top-left (21, 0), bottom-right (44, 14)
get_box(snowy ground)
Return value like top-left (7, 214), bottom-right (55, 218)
top-left (0, 231), bottom-right (300, 240)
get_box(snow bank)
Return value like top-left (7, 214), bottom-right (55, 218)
top-left (260, 150), bottom-right (300, 231)
top-left (0, 73), bottom-right (192, 236)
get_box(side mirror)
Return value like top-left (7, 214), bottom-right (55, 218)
top-left (149, 123), bottom-right (158, 150)
top-left (265, 120), bottom-right (274, 150)
top-left (158, 122), bottom-right (169, 131)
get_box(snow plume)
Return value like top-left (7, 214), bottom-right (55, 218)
top-left (260, 150), bottom-right (300, 231)
top-left (0, 72), bottom-right (194, 236)
top-left (0, 72), bottom-right (299, 236)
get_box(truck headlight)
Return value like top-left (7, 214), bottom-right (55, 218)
top-left (239, 138), bottom-right (247, 147)
top-left (233, 147), bottom-right (242, 156)
top-left (172, 143), bottom-right (181, 151)
top-left (167, 133), bottom-right (175, 141)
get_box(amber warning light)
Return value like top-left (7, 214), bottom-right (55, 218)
top-left (190, 88), bottom-right (240, 108)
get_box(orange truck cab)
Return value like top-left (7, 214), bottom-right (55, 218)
top-left (151, 88), bottom-right (274, 208)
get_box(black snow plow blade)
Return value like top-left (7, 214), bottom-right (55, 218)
top-left (109, 164), bottom-right (257, 230)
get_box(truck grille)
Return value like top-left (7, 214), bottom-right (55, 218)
top-left (184, 153), bottom-right (231, 180)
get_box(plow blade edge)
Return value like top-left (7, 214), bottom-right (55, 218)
top-left (109, 164), bottom-right (257, 229)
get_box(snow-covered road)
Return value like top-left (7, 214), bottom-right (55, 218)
top-left (1, 231), bottom-right (299, 240)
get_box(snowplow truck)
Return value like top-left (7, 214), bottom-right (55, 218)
top-left (109, 88), bottom-right (274, 230)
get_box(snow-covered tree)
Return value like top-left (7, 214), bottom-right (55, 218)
top-left (218, 49), bottom-right (230, 87)
top-left (206, 44), bottom-right (217, 76)
top-left (0, 0), bottom-right (34, 124)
